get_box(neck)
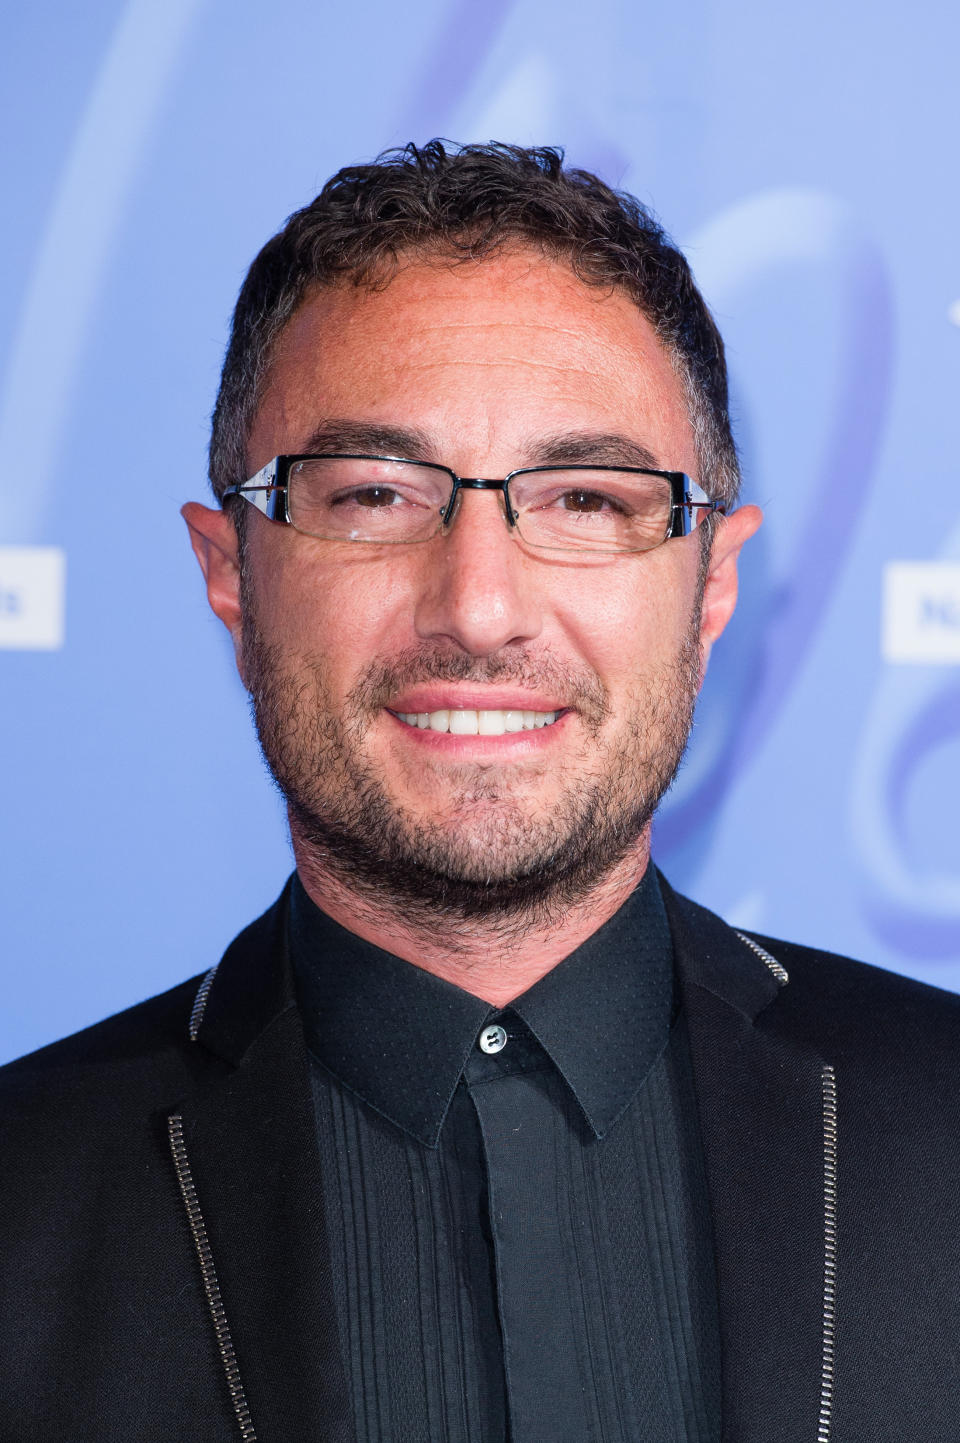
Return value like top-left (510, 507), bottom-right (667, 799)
top-left (291, 829), bottom-right (653, 1007)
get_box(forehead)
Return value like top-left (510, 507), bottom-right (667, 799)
top-left (248, 248), bottom-right (694, 472)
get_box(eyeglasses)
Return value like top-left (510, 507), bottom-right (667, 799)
top-left (222, 454), bottom-right (724, 555)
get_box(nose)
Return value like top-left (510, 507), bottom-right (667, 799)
top-left (412, 487), bottom-right (543, 655)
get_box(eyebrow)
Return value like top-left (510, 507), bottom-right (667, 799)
top-left (524, 431), bottom-right (663, 471)
top-left (296, 422), bottom-right (664, 473)
top-left (299, 420), bottom-right (437, 460)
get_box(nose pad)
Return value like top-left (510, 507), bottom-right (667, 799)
top-left (441, 483), bottom-right (516, 533)
top-left (440, 487), bottom-right (463, 529)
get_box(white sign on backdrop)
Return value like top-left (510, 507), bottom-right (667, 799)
top-left (0, 547), bottom-right (66, 650)
top-left (883, 562), bottom-right (960, 666)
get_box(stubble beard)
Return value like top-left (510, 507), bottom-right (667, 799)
top-left (242, 594), bottom-right (703, 937)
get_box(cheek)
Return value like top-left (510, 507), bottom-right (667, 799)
top-left (258, 548), bottom-right (420, 677)
top-left (546, 552), bottom-right (698, 687)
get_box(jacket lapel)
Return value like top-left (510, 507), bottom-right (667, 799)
top-left (169, 891), bottom-right (355, 1441)
top-left (663, 881), bottom-right (833, 1443)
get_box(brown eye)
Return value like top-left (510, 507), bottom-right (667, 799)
top-left (561, 490), bottom-right (607, 513)
top-left (350, 486), bottom-right (399, 508)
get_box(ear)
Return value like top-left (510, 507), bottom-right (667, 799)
top-left (181, 501), bottom-right (246, 674)
top-left (698, 504), bottom-right (763, 677)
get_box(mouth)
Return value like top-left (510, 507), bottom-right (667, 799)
top-left (390, 707), bottom-right (564, 736)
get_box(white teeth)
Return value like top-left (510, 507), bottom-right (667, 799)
top-left (396, 708), bottom-right (560, 735)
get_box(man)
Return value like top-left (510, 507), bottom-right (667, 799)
top-left (2, 142), bottom-right (959, 1442)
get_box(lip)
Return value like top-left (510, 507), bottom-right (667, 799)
top-left (386, 687), bottom-right (568, 714)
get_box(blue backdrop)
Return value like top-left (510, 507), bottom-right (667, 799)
top-left (3, 0), bottom-right (959, 1064)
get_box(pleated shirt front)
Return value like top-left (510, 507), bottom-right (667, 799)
top-left (290, 869), bottom-right (720, 1443)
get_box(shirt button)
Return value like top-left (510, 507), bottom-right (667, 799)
top-left (479, 1023), bottom-right (508, 1054)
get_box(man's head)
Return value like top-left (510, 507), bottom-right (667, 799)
top-left (208, 141), bottom-right (740, 515)
top-left (185, 143), bottom-right (760, 937)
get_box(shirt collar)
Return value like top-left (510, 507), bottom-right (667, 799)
top-left (290, 867), bottom-right (674, 1148)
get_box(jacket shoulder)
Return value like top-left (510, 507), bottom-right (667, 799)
top-left (744, 923), bottom-right (960, 1023)
top-left (661, 876), bottom-right (960, 1068)
top-left (1, 885), bottom-right (293, 1092)
top-left (0, 973), bottom-right (203, 1079)
top-left (0, 972), bottom-right (210, 1138)
top-left (745, 927), bottom-right (960, 1063)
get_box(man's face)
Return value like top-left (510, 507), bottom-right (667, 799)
top-left (196, 249), bottom-right (756, 923)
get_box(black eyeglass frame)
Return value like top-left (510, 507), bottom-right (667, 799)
top-left (222, 453), bottom-right (725, 550)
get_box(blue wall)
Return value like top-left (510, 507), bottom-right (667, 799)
top-left (2, 0), bottom-right (959, 1063)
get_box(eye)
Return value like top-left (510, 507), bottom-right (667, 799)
top-left (336, 486), bottom-right (403, 509)
top-left (557, 489), bottom-right (621, 514)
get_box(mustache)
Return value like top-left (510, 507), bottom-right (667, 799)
top-left (349, 646), bottom-right (611, 732)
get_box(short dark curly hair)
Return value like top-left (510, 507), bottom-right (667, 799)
top-left (209, 140), bottom-right (739, 508)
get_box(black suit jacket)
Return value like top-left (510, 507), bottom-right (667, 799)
top-left (3, 877), bottom-right (960, 1441)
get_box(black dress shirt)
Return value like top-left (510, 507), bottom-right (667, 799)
top-left (290, 869), bottom-right (720, 1442)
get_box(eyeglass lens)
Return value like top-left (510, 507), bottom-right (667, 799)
top-left (286, 457), bottom-right (678, 552)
